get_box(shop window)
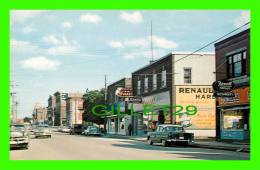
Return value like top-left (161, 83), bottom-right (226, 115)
top-left (223, 111), bottom-right (244, 130)
top-left (227, 50), bottom-right (247, 78)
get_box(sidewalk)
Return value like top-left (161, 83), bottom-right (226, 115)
top-left (104, 134), bottom-right (250, 153)
top-left (192, 140), bottom-right (250, 153)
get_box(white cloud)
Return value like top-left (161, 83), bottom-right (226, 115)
top-left (234, 11), bottom-right (250, 28)
top-left (152, 35), bottom-right (178, 49)
top-left (124, 38), bottom-right (148, 47)
top-left (62, 21), bottom-right (72, 29)
top-left (109, 35), bottom-right (178, 50)
top-left (11, 39), bottom-right (30, 48)
top-left (10, 39), bottom-right (40, 54)
top-left (119, 11), bottom-right (143, 24)
top-left (47, 45), bottom-right (80, 56)
top-left (21, 56), bottom-right (60, 70)
top-left (108, 41), bottom-right (123, 48)
top-left (11, 10), bottom-right (45, 23)
top-left (22, 26), bottom-right (34, 34)
top-left (80, 14), bottom-right (102, 24)
top-left (42, 35), bottom-right (61, 45)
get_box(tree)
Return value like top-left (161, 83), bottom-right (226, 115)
top-left (82, 88), bottom-right (105, 125)
top-left (23, 117), bottom-right (32, 123)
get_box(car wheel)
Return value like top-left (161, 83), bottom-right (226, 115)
top-left (147, 137), bottom-right (153, 145)
top-left (162, 140), bottom-right (168, 147)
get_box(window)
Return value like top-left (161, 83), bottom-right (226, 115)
top-left (144, 77), bottom-right (148, 93)
top-left (137, 80), bottom-right (141, 95)
top-left (184, 68), bottom-right (192, 84)
top-left (161, 70), bottom-right (166, 88)
top-left (152, 74), bottom-right (157, 90)
top-left (227, 51), bottom-right (246, 78)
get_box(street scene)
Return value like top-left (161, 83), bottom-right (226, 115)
top-left (10, 132), bottom-right (249, 160)
top-left (10, 10), bottom-right (250, 160)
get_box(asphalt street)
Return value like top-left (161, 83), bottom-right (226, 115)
top-left (10, 133), bottom-right (250, 160)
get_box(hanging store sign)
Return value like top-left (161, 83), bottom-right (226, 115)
top-left (212, 80), bottom-right (234, 92)
top-left (115, 88), bottom-right (133, 97)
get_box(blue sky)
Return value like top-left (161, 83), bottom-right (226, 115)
top-left (10, 10), bottom-right (250, 118)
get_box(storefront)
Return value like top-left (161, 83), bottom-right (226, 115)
top-left (217, 86), bottom-right (250, 140)
top-left (106, 102), bottom-right (131, 135)
top-left (131, 91), bottom-right (171, 135)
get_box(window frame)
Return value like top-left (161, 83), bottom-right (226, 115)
top-left (227, 50), bottom-right (247, 78)
top-left (184, 67), bottom-right (192, 84)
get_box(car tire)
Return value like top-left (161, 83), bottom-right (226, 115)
top-left (148, 137), bottom-right (153, 145)
top-left (162, 140), bottom-right (168, 147)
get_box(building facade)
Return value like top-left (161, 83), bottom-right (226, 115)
top-left (54, 91), bottom-right (68, 126)
top-left (32, 103), bottom-right (48, 124)
top-left (132, 52), bottom-right (216, 137)
top-left (214, 29), bottom-right (250, 141)
top-left (66, 93), bottom-right (84, 127)
top-left (47, 95), bottom-right (56, 126)
top-left (106, 78), bottom-right (132, 135)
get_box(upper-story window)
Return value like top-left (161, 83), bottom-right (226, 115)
top-left (137, 80), bottom-right (141, 95)
top-left (152, 74), bottom-right (157, 91)
top-left (144, 77), bottom-right (148, 93)
top-left (161, 70), bottom-right (166, 88)
top-left (227, 51), bottom-right (247, 78)
top-left (184, 68), bottom-right (192, 84)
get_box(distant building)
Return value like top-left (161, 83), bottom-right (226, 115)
top-left (106, 78), bottom-right (132, 135)
top-left (132, 52), bottom-right (216, 137)
top-left (66, 93), bottom-right (84, 127)
top-left (214, 29), bottom-right (250, 140)
top-left (54, 92), bottom-right (68, 126)
top-left (47, 95), bottom-right (56, 126)
top-left (32, 103), bottom-right (48, 124)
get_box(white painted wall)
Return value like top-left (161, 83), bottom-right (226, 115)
top-left (173, 53), bottom-right (216, 85)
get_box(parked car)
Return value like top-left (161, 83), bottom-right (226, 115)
top-left (147, 124), bottom-right (194, 146)
top-left (82, 126), bottom-right (102, 136)
top-left (70, 124), bottom-right (83, 135)
top-left (10, 124), bottom-right (29, 149)
top-left (60, 127), bottom-right (71, 133)
top-left (34, 125), bottom-right (52, 138)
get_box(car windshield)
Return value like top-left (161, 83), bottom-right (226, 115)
top-left (10, 125), bottom-right (25, 131)
top-left (164, 126), bottom-right (184, 132)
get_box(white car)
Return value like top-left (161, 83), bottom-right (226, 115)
top-left (10, 124), bottom-right (29, 149)
top-left (82, 126), bottom-right (102, 136)
top-left (34, 126), bottom-right (52, 138)
top-left (61, 127), bottom-right (71, 133)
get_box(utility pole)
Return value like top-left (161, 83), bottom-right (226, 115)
top-left (10, 81), bottom-right (18, 123)
top-left (104, 74), bottom-right (107, 104)
top-left (150, 20), bottom-right (154, 62)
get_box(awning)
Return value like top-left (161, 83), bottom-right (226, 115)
top-left (222, 105), bottom-right (250, 111)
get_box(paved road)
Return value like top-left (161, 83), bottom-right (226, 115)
top-left (10, 133), bottom-right (250, 160)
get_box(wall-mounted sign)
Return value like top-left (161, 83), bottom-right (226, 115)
top-left (128, 96), bottom-right (142, 103)
top-left (214, 92), bottom-right (235, 97)
top-left (175, 86), bottom-right (216, 130)
top-left (218, 86), bottom-right (250, 106)
top-left (212, 80), bottom-right (234, 92)
top-left (115, 88), bottom-right (133, 97)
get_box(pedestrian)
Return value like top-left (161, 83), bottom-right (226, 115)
top-left (128, 123), bottom-right (133, 136)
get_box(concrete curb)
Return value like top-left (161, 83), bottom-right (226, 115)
top-left (104, 135), bottom-right (250, 153)
top-left (191, 143), bottom-right (250, 153)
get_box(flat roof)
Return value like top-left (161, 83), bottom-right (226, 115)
top-left (132, 52), bottom-right (215, 74)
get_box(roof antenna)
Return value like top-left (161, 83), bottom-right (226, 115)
top-left (150, 20), bottom-right (154, 64)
